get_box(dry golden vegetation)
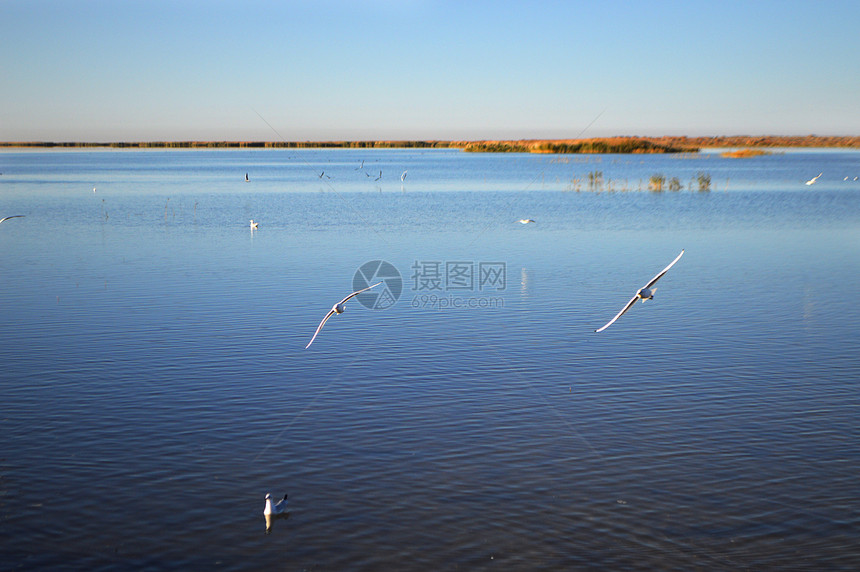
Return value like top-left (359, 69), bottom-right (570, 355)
top-left (1, 135), bottom-right (858, 153)
top-left (720, 149), bottom-right (772, 158)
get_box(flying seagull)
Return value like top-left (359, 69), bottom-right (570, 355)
top-left (264, 493), bottom-right (288, 516)
top-left (805, 173), bottom-right (822, 185)
top-left (375, 170), bottom-right (382, 181)
top-left (250, 220), bottom-right (258, 229)
top-left (595, 249), bottom-right (685, 333)
top-left (245, 173), bottom-right (250, 182)
top-left (0, 215), bottom-right (25, 224)
top-left (518, 219), bottom-right (536, 224)
top-left (401, 170), bottom-right (408, 182)
top-left (305, 282), bottom-right (382, 348)
top-left (355, 160), bottom-right (364, 170)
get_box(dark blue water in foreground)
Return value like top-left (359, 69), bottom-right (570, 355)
top-left (2, 148), bottom-right (860, 570)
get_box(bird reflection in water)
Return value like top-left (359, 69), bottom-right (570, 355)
top-left (265, 511), bottom-right (291, 534)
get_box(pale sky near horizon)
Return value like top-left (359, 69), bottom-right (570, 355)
top-left (2, 0), bottom-right (858, 142)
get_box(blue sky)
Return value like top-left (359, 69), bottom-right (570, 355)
top-left (2, 0), bottom-right (859, 141)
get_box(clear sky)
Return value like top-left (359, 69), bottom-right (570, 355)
top-left (2, 0), bottom-right (859, 141)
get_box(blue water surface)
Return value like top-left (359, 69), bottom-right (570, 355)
top-left (1, 148), bottom-right (860, 570)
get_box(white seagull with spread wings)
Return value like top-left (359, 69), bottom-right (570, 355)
top-left (595, 250), bottom-right (684, 333)
top-left (305, 282), bottom-right (382, 348)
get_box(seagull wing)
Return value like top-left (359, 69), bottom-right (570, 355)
top-left (643, 249), bottom-right (684, 289)
top-left (306, 309), bottom-right (337, 349)
top-left (336, 282), bottom-right (382, 306)
top-left (595, 293), bottom-right (640, 333)
top-left (0, 215), bottom-right (25, 224)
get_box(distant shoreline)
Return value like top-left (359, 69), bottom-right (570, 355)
top-left (1, 135), bottom-right (858, 153)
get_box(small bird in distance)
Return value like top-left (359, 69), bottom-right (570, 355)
top-left (806, 173), bottom-right (822, 185)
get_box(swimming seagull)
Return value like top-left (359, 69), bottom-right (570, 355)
top-left (805, 173), bottom-right (822, 185)
top-left (595, 249), bottom-right (685, 333)
top-left (305, 282), bottom-right (382, 348)
top-left (264, 493), bottom-right (288, 515)
top-left (250, 220), bottom-right (258, 229)
top-left (518, 219), bottom-right (536, 224)
top-left (0, 215), bottom-right (25, 224)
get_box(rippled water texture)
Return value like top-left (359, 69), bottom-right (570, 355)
top-left (2, 148), bottom-right (860, 569)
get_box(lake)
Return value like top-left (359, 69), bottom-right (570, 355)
top-left (2, 147), bottom-right (859, 570)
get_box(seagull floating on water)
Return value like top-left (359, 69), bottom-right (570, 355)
top-left (518, 219), bottom-right (536, 224)
top-left (306, 282), bottom-right (381, 348)
top-left (264, 493), bottom-right (288, 515)
top-left (0, 215), bottom-right (25, 224)
top-left (595, 249), bottom-right (685, 333)
top-left (805, 173), bottom-right (822, 185)
top-left (249, 220), bottom-right (258, 229)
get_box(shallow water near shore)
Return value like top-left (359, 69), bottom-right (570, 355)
top-left (2, 148), bottom-right (860, 569)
